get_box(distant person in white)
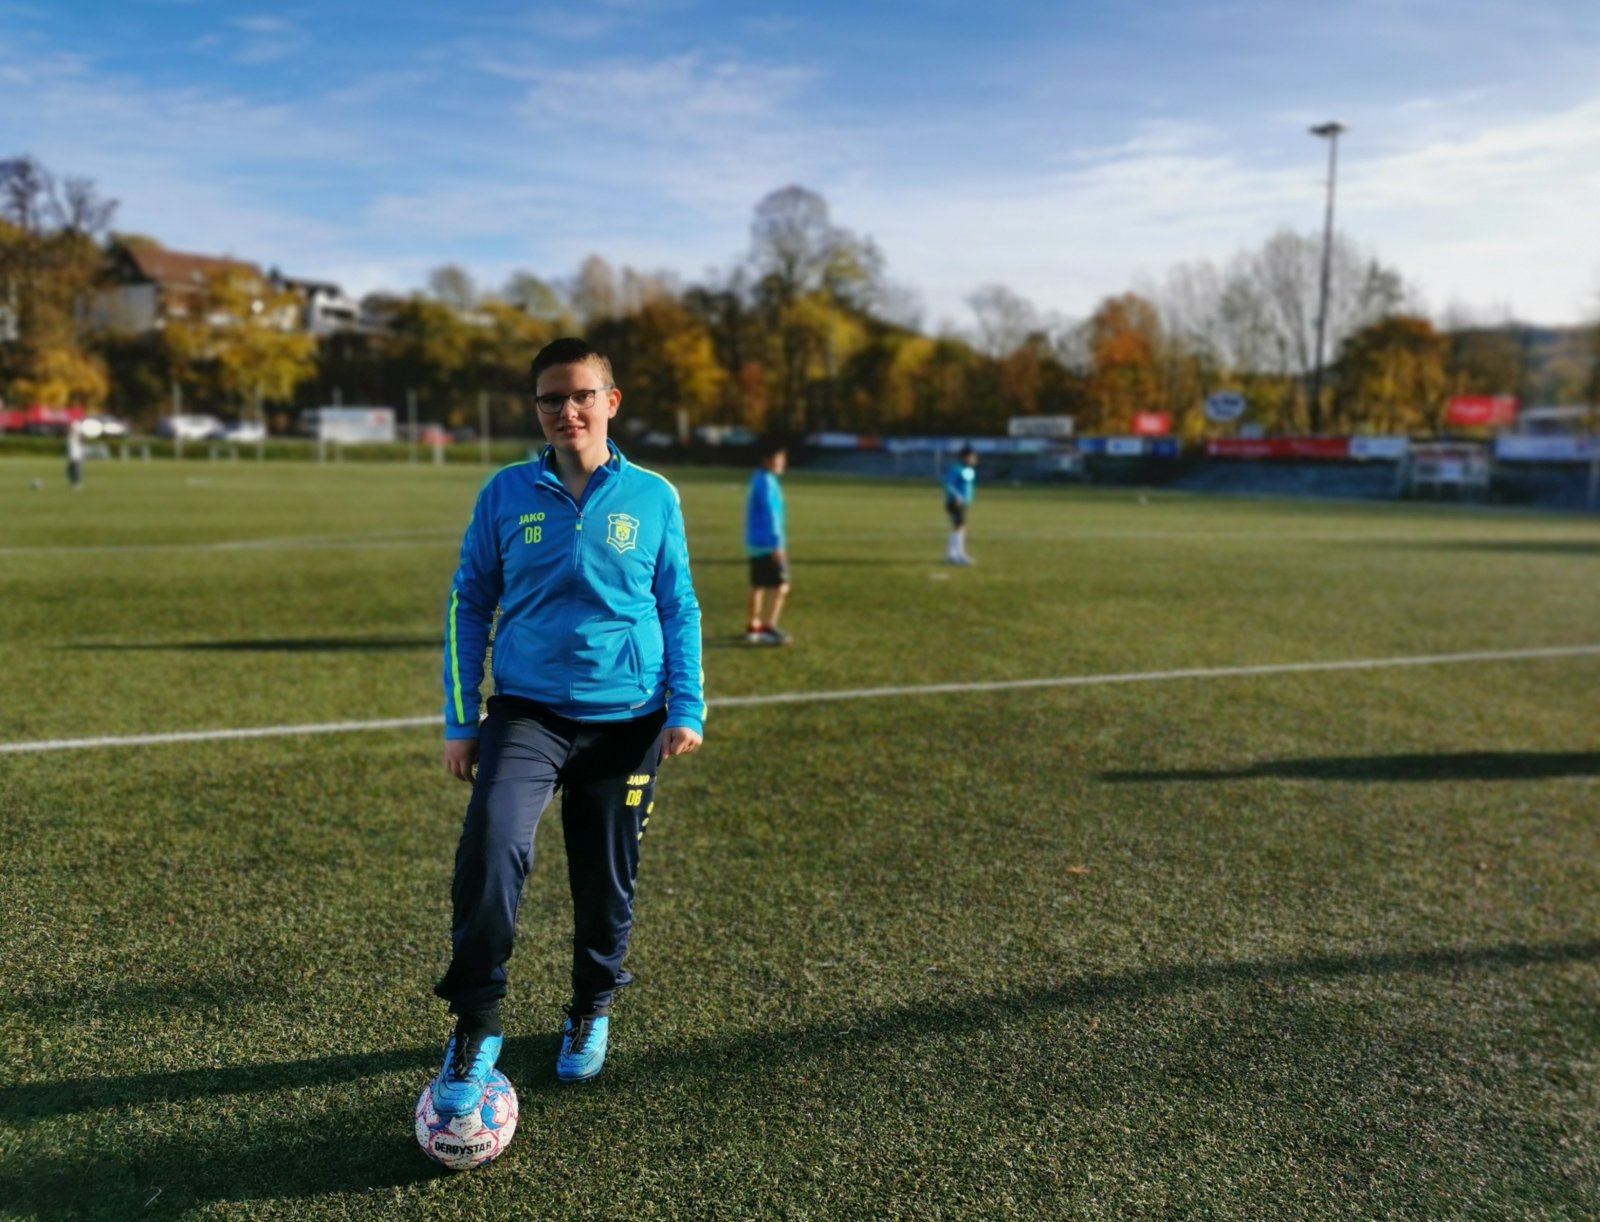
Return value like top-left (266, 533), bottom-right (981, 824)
top-left (65, 423), bottom-right (85, 490)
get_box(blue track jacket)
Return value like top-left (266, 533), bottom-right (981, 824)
top-left (745, 469), bottom-right (786, 556)
top-left (943, 461), bottom-right (977, 504)
top-left (443, 441), bottom-right (704, 740)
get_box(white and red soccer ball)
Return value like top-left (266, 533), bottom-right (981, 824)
top-left (414, 1070), bottom-right (518, 1171)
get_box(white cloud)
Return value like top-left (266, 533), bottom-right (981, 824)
top-left (234, 16), bottom-right (293, 34)
top-left (188, 14), bottom-right (311, 63)
top-left (6, 11), bottom-right (1598, 329)
top-left (831, 90), bottom-right (1600, 328)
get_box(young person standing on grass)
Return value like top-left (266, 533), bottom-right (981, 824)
top-left (430, 337), bottom-right (704, 1115)
top-left (942, 443), bottom-right (978, 565)
top-left (65, 423), bottom-right (85, 490)
top-left (744, 438), bottom-right (791, 645)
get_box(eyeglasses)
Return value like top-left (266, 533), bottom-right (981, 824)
top-left (534, 386), bottom-right (612, 415)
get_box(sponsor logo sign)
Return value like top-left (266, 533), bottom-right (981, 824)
top-left (1348, 436), bottom-right (1410, 461)
top-left (1007, 415), bottom-right (1076, 439)
top-left (1205, 437), bottom-right (1352, 460)
top-left (1446, 396), bottom-right (1518, 427)
top-left (1494, 435), bottom-right (1600, 463)
top-left (1205, 391), bottom-right (1248, 423)
top-left (1132, 411), bottom-right (1172, 436)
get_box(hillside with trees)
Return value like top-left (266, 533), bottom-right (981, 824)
top-left (2, 156), bottom-right (1595, 440)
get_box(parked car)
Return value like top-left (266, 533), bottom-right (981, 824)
top-left (158, 414), bottom-right (224, 441)
top-left (219, 420), bottom-right (267, 443)
top-left (22, 404), bottom-right (87, 435)
top-left (78, 415), bottom-right (129, 440)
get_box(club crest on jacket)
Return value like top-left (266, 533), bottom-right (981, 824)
top-left (606, 513), bottom-right (641, 554)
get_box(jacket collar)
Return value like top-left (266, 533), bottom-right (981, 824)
top-left (537, 438), bottom-right (626, 475)
top-left (535, 438), bottom-right (627, 500)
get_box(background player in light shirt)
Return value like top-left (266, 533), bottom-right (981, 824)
top-left (744, 438), bottom-right (791, 645)
top-left (942, 444), bottom-right (978, 565)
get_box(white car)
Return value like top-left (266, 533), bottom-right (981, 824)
top-left (158, 414), bottom-right (224, 441)
top-left (79, 415), bottom-right (129, 439)
top-left (219, 421), bottom-right (267, 443)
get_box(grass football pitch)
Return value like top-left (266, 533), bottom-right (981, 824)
top-left (2, 455), bottom-right (1598, 1219)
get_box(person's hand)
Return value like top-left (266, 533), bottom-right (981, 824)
top-left (444, 738), bottom-right (478, 782)
top-left (773, 548), bottom-right (787, 565)
top-left (662, 726), bottom-right (702, 760)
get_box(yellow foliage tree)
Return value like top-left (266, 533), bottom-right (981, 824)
top-left (1335, 315), bottom-right (1448, 434)
top-left (163, 269), bottom-right (316, 413)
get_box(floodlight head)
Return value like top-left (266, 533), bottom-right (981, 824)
top-left (1309, 121), bottom-right (1347, 138)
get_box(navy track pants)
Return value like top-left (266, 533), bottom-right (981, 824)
top-left (434, 695), bottom-right (667, 1018)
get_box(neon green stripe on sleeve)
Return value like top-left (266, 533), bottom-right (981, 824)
top-left (449, 589), bottom-right (466, 726)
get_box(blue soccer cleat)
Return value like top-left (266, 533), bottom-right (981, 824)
top-left (556, 1012), bottom-right (610, 1082)
top-left (431, 1024), bottom-right (505, 1116)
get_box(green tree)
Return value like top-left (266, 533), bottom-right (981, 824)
top-left (381, 297), bottom-right (476, 425)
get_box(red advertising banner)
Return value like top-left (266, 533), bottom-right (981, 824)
top-left (1446, 395), bottom-right (1518, 427)
top-left (1205, 437), bottom-right (1351, 460)
top-left (1132, 411), bottom-right (1172, 436)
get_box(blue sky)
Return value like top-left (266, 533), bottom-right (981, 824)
top-left (4, 0), bottom-right (1598, 327)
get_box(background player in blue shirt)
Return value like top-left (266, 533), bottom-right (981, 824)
top-left (430, 338), bottom-right (704, 1113)
top-left (744, 438), bottom-right (791, 645)
top-left (943, 443), bottom-right (978, 565)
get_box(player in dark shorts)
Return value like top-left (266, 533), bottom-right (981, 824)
top-left (942, 444), bottom-right (977, 565)
top-left (745, 438), bottom-right (791, 644)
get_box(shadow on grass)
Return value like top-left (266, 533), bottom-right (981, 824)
top-left (67, 636), bottom-right (440, 653)
top-left (1102, 750), bottom-right (1600, 784)
top-left (3, 936), bottom-right (1596, 1216)
top-left (3, 975), bottom-right (292, 1022)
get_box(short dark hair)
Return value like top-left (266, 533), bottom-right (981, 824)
top-left (958, 442), bottom-right (977, 460)
top-left (530, 337), bottom-right (615, 388)
top-left (756, 435), bottom-right (788, 461)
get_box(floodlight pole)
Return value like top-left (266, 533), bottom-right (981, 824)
top-left (1309, 121), bottom-right (1346, 433)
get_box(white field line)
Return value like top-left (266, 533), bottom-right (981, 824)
top-left (0, 528), bottom-right (460, 557)
top-left (3, 643), bottom-right (1598, 756)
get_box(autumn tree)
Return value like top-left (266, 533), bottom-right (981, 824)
top-left (1085, 293), bottom-right (1163, 433)
top-left (162, 268), bottom-right (317, 415)
top-left (0, 155), bottom-right (116, 407)
top-left (747, 185), bottom-right (884, 432)
top-left (1334, 314), bottom-right (1448, 433)
top-left (1437, 307), bottom-right (1522, 409)
top-left (590, 297), bottom-right (726, 434)
top-left (683, 271), bottom-right (759, 424)
top-left (380, 297), bottom-right (476, 424)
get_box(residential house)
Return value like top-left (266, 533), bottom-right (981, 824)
top-left (91, 243), bottom-right (289, 333)
top-left (269, 271), bottom-right (362, 336)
